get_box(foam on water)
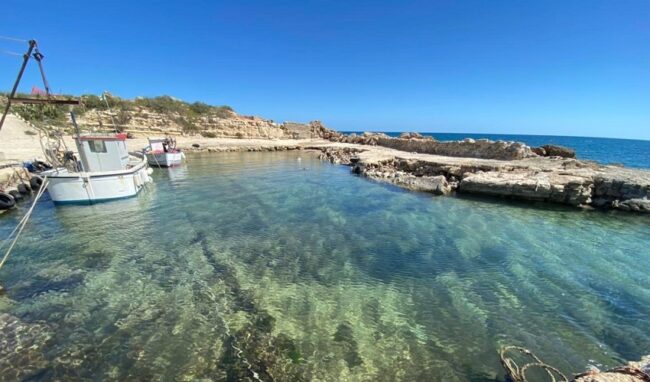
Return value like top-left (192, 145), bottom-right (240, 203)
top-left (0, 151), bottom-right (648, 381)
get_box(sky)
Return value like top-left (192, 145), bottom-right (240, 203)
top-left (1, 0), bottom-right (649, 139)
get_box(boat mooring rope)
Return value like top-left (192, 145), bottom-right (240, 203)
top-left (0, 35), bottom-right (28, 43)
top-left (500, 346), bottom-right (569, 382)
top-left (0, 177), bottom-right (49, 273)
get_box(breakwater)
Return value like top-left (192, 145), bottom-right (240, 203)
top-left (318, 143), bottom-right (650, 212)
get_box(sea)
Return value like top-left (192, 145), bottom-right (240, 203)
top-left (344, 132), bottom-right (650, 169)
top-left (0, 149), bottom-right (648, 380)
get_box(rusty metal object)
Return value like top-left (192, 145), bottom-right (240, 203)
top-left (9, 97), bottom-right (79, 105)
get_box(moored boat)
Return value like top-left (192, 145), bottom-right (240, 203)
top-left (146, 137), bottom-right (185, 167)
top-left (43, 133), bottom-right (153, 204)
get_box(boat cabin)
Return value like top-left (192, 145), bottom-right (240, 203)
top-left (75, 133), bottom-right (130, 172)
top-left (148, 137), bottom-right (177, 153)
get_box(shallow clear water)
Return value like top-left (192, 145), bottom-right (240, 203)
top-left (1, 152), bottom-right (649, 381)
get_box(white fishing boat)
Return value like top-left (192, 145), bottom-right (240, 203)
top-left (42, 133), bottom-right (153, 204)
top-left (145, 137), bottom-right (185, 167)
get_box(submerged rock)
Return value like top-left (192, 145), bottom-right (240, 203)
top-left (0, 313), bottom-right (52, 380)
top-left (333, 322), bottom-right (364, 369)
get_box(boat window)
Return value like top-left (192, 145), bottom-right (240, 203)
top-left (88, 140), bottom-right (107, 153)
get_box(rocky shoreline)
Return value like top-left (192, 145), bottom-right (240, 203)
top-left (2, 110), bottom-right (649, 214)
top-left (180, 136), bottom-right (650, 214)
top-left (316, 141), bottom-right (650, 213)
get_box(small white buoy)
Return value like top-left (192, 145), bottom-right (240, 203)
top-left (297, 157), bottom-right (302, 162)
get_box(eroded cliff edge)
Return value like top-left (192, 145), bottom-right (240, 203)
top-left (314, 134), bottom-right (650, 213)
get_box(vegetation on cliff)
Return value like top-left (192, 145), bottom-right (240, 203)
top-left (1, 93), bottom-right (333, 140)
top-left (2, 93), bottom-right (234, 133)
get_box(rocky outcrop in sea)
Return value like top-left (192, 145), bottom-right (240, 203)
top-left (317, 139), bottom-right (650, 213)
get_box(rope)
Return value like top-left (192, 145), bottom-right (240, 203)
top-left (500, 346), bottom-right (568, 382)
top-left (0, 177), bottom-right (49, 272)
top-left (0, 35), bottom-right (28, 43)
top-left (1, 50), bottom-right (22, 57)
top-left (150, 149), bottom-right (163, 168)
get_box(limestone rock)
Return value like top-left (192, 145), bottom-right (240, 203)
top-left (372, 136), bottom-right (536, 160)
top-left (615, 198), bottom-right (650, 212)
top-left (74, 108), bottom-right (337, 140)
top-left (399, 132), bottom-right (424, 139)
top-left (532, 146), bottom-right (546, 156)
top-left (459, 171), bottom-right (593, 206)
top-left (0, 313), bottom-right (52, 380)
top-left (398, 175), bottom-right (451, 195)
top-left (314, 144), bottom-right (650, 213)
top-left (574, 355), bottom-right (650, 382)
top-left (540, 144), bottom-right (576, 158)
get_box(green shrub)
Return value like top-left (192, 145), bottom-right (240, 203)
top-left (12, 103), bottom-right (66, 124)
top-left (214, 106), bottom-right (233, 119)
top-left (189, 101), bottom-right (212, 115)
top-left (114, 109), bottom-right (132, 132)
top-left (200, 131), bottom-right (217, 138)
top-left (135, 96), bottom-right (186, 114)
top-left (81, 94), bottom-right (106, 110)
top-left (8, 92), bottom-right (235, 129)
top-left (174, 116), bottom-right (199, 133)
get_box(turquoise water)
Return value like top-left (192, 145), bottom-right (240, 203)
top-left (0, 151), bottom-right (649, 381)
top-left (345, 131), bottom-right (650, 169)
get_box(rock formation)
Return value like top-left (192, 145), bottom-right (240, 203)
top-left (316, 145), bottom-right (650, 213)
top-left (75, 109), bottom-right (334, 140)
top-left (574, 355), bottom-right (650, 382)
top-left (532, 144), bottom-right (577, 158)
top-left (331, 132), bottom-right (537, 160)
top-left (0, 313), bottom-right (52, 380)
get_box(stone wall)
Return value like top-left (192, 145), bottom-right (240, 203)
top-left (375, 136), bottom-right (536, 160)
top-left (334, 133), bottom-right (536, 160)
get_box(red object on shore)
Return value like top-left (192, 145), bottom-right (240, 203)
top-left (31, 86), bottom-right (46, 96)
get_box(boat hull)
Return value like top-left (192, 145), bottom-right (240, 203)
top-left (42, 161), bottom-right (152, 204)
top-left (146, 152), bottom-right (183, 167)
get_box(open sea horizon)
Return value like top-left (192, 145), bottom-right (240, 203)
top-left (343, 131), bottom-right (650, 169)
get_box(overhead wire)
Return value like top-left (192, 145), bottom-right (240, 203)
top-left (0, 35), bottom-right (28, 43)
top-left (1, 50), bottom-right (22, 57)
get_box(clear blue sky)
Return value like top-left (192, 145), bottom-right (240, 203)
top-left (2, 0), bottom-right (649, 139)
